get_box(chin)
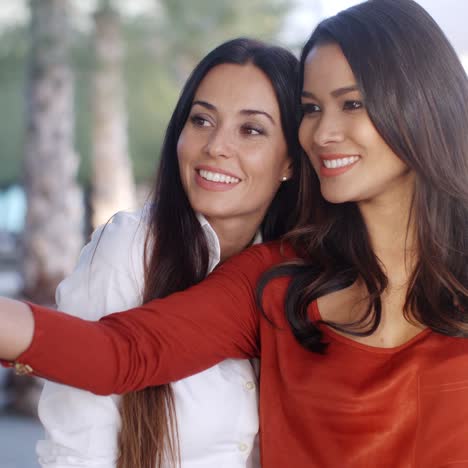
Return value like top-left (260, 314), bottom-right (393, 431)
top-left (319, 180), bottom-right (364, 205)
top-left (320, 189), bottom-right (352, 205)
top-left (196, 204), bottom-right (238, 220)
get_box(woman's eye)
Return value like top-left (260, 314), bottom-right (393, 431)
top-left (190, 115), bottom-right (211, 127)
top-left (242, 125), bottom-right (264, 136)
top-left (301, 103), bottom-right (321, 115)
top-left (343, 100), bottom-right (363, 111)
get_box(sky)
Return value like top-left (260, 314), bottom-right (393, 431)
top-left (293, 0), bottom-right (468, 53)
top-left (290, 0), bottom-right (468, 69)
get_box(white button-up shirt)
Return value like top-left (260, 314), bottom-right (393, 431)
top-left (36, 209), bottom-right (261, 468)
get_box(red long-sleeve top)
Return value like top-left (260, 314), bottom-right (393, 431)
top-left (7, 242), bottom-right (468, 467)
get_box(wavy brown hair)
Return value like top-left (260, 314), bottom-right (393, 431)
top-left (117, 38), bottom-right (312, 468)
top-left (259, 0), bottom-right (468, 353)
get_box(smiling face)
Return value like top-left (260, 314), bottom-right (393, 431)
top-left (177, 63), bottom-right (291, 228)
top-left (299, 43), bottom-right (412, 205)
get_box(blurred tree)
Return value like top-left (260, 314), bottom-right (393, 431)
top-left (0, 25), bottom-right (29, 188)
top-left (91, 0), bottom-right (136, 228)
top-left (158, 0), bottom-right (291, 83)
top-left (0, 0), bottom-right (295, 188)
top-left (22, 0), bottom-right (83, 303)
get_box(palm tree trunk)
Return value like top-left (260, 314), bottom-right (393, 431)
top-left (23, 0), bottom-right (84, 305)
top-left (91, 5), bottom-right (136, 228)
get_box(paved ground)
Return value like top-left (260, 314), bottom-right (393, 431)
top-left (0, 411), bottom-right (43, 468)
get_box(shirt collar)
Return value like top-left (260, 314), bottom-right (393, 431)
top-left (196, 213), bottom-right (263, 273)
top-left (251, 230), bottom-right (263, 246)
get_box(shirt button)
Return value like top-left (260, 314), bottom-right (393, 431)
top-left (238, 442), bottom-right (249, 452)
top-left (244, 381), bottom-right (255, 391)
top-left (14, 362), bottom-right (33, 376)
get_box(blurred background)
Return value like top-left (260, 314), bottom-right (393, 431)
top-left (0, 0), bottom-right (466, 466)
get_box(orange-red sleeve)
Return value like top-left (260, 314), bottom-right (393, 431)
top-left (11, 242), bottom-right (289, 395)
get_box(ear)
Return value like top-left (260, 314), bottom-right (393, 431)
top-left (280, 157), bottom-right (293, 182)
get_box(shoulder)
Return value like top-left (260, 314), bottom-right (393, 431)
top-left (233, 240), bottom-right (297, 268)
top-left (55, 208), bottom-right (151, 320)
top-left (91, 207), bottom-right (149, 261)
top-left (211, 240), bottom-right (297, 287)
top-left (80, 207), bottom-right (153, 277)
top-left (248, 241), bottom-right (297, 311)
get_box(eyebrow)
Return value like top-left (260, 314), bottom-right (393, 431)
top-left (240, 109), bottom-right (275, 124)
top-left (192, 100), bottom-right (275, 124)
top-left (301, 85), bottom-right (360, 100)
top-left (192, 100), bottom-right (216, 111)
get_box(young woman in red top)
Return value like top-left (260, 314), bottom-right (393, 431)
top-left (1, 0), bottom-right (468, 466)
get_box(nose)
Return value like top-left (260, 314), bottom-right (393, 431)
top-left (306, 112), bottom-right (345, 149)
top-left (203, 126), bottom-right (235, 159)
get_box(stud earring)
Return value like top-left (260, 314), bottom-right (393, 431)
top-left (281, 176), bottom-right (288, 182)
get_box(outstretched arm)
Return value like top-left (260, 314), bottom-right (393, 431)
top-left (1, 242), bottom-right (289, 395)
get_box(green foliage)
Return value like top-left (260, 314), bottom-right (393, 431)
top-left (125, 51), bottom-right (178, 181)
top-left (0, 0), bottom-right (294, 186)
top-left (0, 25), bottom-right (29, 188)
top-left (160, 0), bottom-right (289, 57)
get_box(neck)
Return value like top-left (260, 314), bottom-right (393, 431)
top-left (322, 176), bottom-right (425, 347)
top-left (358, 177), bottom-right (417, 289)
top-left (206, 215), bottom-right (261, 263)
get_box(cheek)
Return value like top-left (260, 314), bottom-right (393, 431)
top-left (298, 121), bottom-right (319, 168)
top-left (176, 131), bottom-right (197, 172)
top-left (176, 134), bottom-right (192, 190)
top-left (176, 131), bottom-right (188, 165)
top-left (298, 120), bottom-right (308, 150)
top-left (382, 149), bottom-right (409, 176)
top-left (267, 142), bottom-right (290, 177)
top-left (270, 144), bottom-right (290, 174)
top-left (351, 114), bottom-right (388, 155)
top-left (362, 127), bottom-right (403, 169)
top-left (357, 124), bottom-right (381, 150)
top-left (358, 126), bottom-right (410, 186)
top-left (251, 153), bottom-right (287, 194)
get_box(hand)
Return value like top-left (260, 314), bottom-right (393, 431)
top-left (0, 297), bottom-right (34, 361)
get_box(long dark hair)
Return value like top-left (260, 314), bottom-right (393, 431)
top-left (259, 0), bottom-right (468, 354)
top-left (118, 38), bottom-right (312, 468)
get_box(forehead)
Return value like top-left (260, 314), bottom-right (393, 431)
top-left (194, 63), bottom-right (280, 115)
top-left (303, 43), bottom-right (356, 91)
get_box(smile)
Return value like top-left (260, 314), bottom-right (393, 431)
top-left (319, 154), bottom-right (361, 177)
top-left (198, 169), bottom-right (240, 184)
top-left (322, 156), bottom-right (360, 169)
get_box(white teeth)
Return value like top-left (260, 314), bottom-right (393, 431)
top-left (198, 169), bottom-right (240, 184)
top-left (323, 156), bottom-right (359, 169)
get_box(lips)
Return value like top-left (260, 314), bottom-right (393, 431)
top-left (194, 165), bottom-right (241, 192)
top-left (196, 165), bottom-right (240, 179)
top-left (198, 169), bottom-right (240, 184)
top-left (318, 154), bottom-right (360, 177)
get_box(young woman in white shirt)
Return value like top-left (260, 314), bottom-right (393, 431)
top-left (36, 38), bottom-right (311, 468)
